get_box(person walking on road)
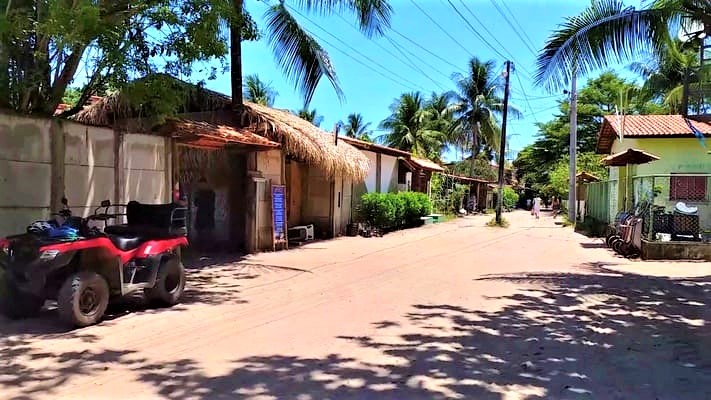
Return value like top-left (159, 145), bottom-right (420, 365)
top-left (532, 196), bottom-right (542, 219)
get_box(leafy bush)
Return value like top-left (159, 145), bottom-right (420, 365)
top-left (501, 187), bottom-right (519, 210)
top-left (359, 192), bottom-right (432, 230)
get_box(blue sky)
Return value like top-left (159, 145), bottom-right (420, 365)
top-left (197, 0), bottom-right (645, 161)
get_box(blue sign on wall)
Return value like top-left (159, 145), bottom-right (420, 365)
top-left (271, 185), bottom-right (287, 245)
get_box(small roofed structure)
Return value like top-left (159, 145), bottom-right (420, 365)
top-left (576, 171), bottom-right (601, 183)
top-left (602, 148), bottom-right (660, 166)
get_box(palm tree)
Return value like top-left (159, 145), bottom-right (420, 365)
top-left (534, 0), bottom-right (709, 94)
top-left (342, 113), bottom-right (373, 141)
top-left (451, 57), bottom-right (521, 170)
top-left (379, 92), bottom-right (446, 158)
top-left (294, 106), bottom-right (324, 127)
top-left (243, 74), bottom-right (278, 106)
top-left (229, 1), bottom-right (393, 110)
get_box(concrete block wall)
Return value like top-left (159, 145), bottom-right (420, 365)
top-left (64, 122), bottom-right (115, 217)
top-left (122, 134), bottom-right (169, 204)
top-left (0, 114), bottom-right (52, 237)
top-left (0, 112), bottom-right (171, 238)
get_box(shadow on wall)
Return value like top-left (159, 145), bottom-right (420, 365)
top-left (4, 262), bottom-right (710, 399)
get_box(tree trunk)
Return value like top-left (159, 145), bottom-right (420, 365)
top-left (230, 0), bottom-right (244, 115)
top-left (470, 124), bottom-right (480, 177)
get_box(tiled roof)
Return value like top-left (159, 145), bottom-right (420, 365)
top-left (597, 114), bottom-right (711, 153)
top-left (159, 118), bottom-right (280, 150)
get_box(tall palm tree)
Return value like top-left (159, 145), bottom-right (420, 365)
top-left (342, 113), bottom-right (373, 141)
top-left (229, 1), bottom-right (393, 110)
top-left (451, 57), bottom-right (521, 170)
top-left (379, 92), bottom-right (446, 158)
top-left (294, 106), bottom-right (324, 127)
top-left (534, 0), bottom-right (709, 94)
top-left (243, 74), bottom-right (278, 106)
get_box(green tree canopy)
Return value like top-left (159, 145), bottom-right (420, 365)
top-left (0, 0), bottom-right (259, 116)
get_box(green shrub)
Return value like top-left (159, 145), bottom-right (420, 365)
top-left (359, 191), bottom-right (433, 230)
top-left (502, 187), bottom-right (519, 210)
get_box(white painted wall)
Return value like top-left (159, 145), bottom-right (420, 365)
top-left (381, 154), bottom-right (399, 192)
top-left (363, 150), bottom-right (378, 193)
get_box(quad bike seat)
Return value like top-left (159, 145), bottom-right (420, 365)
top-left (105, 201), bottom-right (187, 238)
top-left (108, 234), bottom-right (144, 251)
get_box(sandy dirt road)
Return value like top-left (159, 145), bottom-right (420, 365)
top-left (1, 211), bottom-right (709, 400)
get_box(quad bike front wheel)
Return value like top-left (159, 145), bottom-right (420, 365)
top-left (145, 257), bottom-right (186, 307)
top-left (0, 277), bottom-right (45, 319)
top-left (58, 271), bottom-right (110, 327)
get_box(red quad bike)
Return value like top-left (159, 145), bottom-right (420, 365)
top-left (0, 200), bottom-right (188, 327)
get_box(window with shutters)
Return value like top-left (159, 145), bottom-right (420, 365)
top-left (670, 175), bottom-right (707, 202)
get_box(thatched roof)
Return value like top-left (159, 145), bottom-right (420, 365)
top-left (241, 102), bottom-right (369, 182)
top-left (66, 75), bottom-right (369, 182)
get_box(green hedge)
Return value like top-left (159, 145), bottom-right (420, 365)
top-left (360, 192), bottom-right (432, 230)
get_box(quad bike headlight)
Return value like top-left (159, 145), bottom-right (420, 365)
top-left (39, 249), bottom-right (60, 261)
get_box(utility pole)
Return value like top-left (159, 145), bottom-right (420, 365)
top-left (568, 73), bottom-right (577, 222)
top-left (496, 60), bottom-right (512, 225)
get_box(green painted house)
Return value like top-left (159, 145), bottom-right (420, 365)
top-left (593, 114), bottom-right (710, 245)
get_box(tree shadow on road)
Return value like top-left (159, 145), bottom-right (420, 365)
top-left (129, 262), bottom-right (711, 399)
top-left (4, 262), bottom-right (710, 399)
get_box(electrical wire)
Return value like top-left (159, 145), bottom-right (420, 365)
top-left (499, 0), bottom-right (538, 52)
top-left (408, 0), bottom-right (473, 57)
top-left (443, 0), bottom-right (509, 61)
top-left (389, 28), bottom-right (466, 73)
top-left (489, 0), bottom-right (538, 57)
top-left (333, 12), bottom-right (452, 87)
top-left (514, 69), bottom-right (539, 124)
top-left (286, 5), bottom-right (428, 91)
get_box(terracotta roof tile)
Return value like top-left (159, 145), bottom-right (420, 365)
top-left (597, 114), bottom-right (711, 153)
top-left (161, 119), bottom-right (280, 150)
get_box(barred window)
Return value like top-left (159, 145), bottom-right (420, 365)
top-left (670, 175), bottom-right (707, 202)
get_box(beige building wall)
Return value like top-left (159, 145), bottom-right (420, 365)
top-left (256, 150), bottom-right (284, 250)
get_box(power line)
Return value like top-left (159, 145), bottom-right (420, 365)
top-left (389, 28), bottom-right (466, 73)
top-left (408, 0), bottom-right (473, 57)
top-left (488, 0), bottom-right (538, 57)
top-left (514, 68), bottom-right (539, 124)
top-left (499, 0), bottom-right (538, 52)
top-left (286, 5), bottom-right (428, 91)
top-left (333, 12), bottom-right (451, 88)
top-left (383, 36), bottom-right (448, 91)
top-left (443, 0), bottom-right (508, 61)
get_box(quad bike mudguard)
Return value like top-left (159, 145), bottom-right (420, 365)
top-left (0, 234), bottom-right (187, 297)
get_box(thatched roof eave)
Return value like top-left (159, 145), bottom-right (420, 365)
top-left (241, 102), bottom-right (369, 182)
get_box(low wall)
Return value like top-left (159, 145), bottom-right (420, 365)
top-left (642, 240), bottom-right (711, 261)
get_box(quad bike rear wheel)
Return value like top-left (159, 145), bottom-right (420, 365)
top-left (606, 233), bottom-right (620, 248)
top-left (610, 238), bottom-right (624, 254)
top-left (58, 271), bottom-right (109, 327)
top-left (0, 277), bottom-right (44, 319)
top-left (145, 257), bottom-right (185, 307)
